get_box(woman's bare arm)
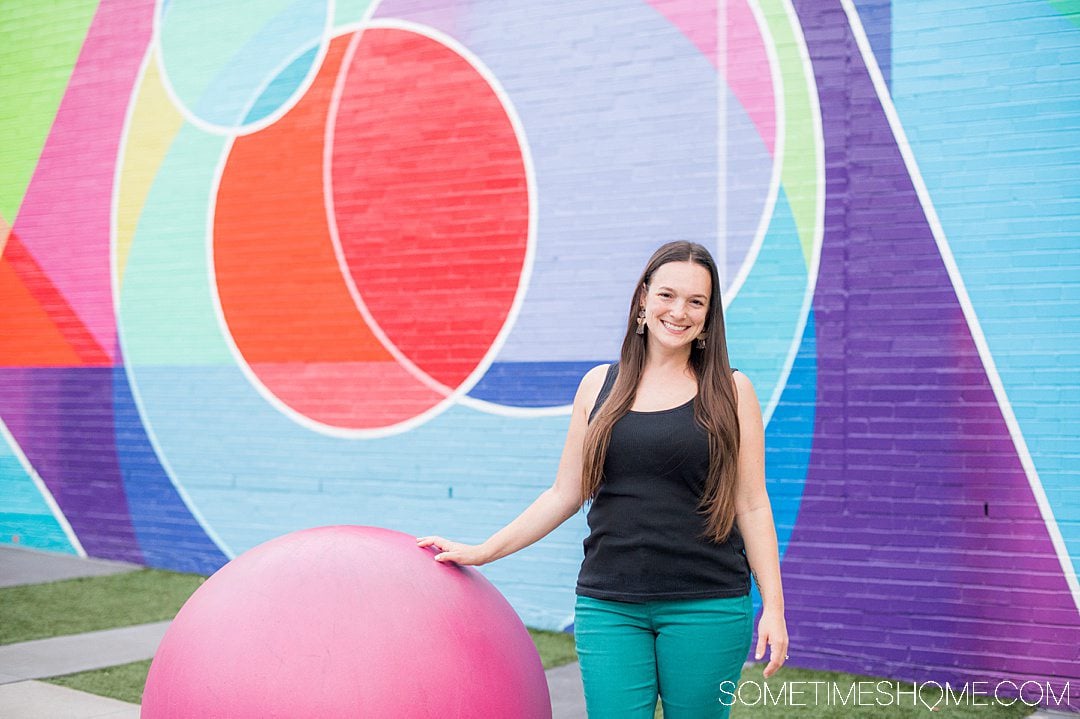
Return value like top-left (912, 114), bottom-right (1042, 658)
top-left (416, 364), bottom-right (609, 565)
top-left (731, 371), bottom-right (789, 677)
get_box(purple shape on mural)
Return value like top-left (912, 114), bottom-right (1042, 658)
top-left (0, 368), bottom-right (143, 563)
top-left (785, 0), bottom-right (1078, 706)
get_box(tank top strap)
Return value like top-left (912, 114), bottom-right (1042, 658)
top-left (589, 363), bottom-right (620, 422)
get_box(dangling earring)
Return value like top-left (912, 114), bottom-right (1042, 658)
top-left (696, 334), bottom-right (707, 349)
top-left (636, 308), bottom-right (646, 335)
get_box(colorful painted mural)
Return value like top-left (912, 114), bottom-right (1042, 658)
top-left (2, 0), bottom-right (1077, 708)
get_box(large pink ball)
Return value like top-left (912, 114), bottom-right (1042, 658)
top-left (142, 526), bottom-right (551, 718)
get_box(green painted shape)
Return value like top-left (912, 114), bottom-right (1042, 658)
top-left (332, 0), bottom-right (378, 27)
top-left (118, 125), bottom-right (234, 366)
top-left (759, 0), bottom-right (821, 266)
top-left (1048, 0), bottom-right (1080, 28)
top-left (0, 433), bottom-right (77, 554)
top-left (0, 0), bottom-right (101, 221)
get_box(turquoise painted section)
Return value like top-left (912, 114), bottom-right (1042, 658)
top-left (891, 0), bottom-right (1080, 577)
top-left (158, 0), bottom-right (327, 128)
top-left (726, 188), bottom-right (810, 409)
top-left (119, 124), bottom-right (232, 366)
top-left (0, 431), bottom-right (77, 554)
top-left (244, 45), bottom-right (319, 125)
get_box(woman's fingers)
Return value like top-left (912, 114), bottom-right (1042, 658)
top-left (417, 536), bottom-right (485, 565)
top-left (416, 536), bottom-right (448, 550)
top-left (761, 639), bottom-right (789, 678)
top-left (416, 536), bottom-right (462, 562)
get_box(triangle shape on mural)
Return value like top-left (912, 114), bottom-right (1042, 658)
top-left (0, 233), bottom-right (109, 367)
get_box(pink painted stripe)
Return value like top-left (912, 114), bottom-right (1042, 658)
top-left (252, 362), bottom-right (448, 430)
top-left (12, 0), bottom-right (156, 362)
top-left (645, 0), bottom-right (776, 155)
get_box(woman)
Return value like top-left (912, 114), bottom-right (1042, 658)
top-left (418, 241), bottom-right (788, 718)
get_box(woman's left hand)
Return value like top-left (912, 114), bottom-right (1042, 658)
top-left (755, 606), bottom-right (789, 678)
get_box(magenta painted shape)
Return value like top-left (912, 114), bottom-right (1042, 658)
top-left (645, 0), bottom-right (776, 155)
top-left (12, 0), bottom-right (155, 362)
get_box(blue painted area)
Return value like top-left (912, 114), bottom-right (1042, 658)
top-left (243, 45), bottom-right (319, 125)
top-left (763, 310), bottom-right (816, 563)
top-left (746, 310), bottom-right (815, 618)
top-left (892, 0), bottom-right (1080, 580)
top-left (111, 365), bottom-right (229, 575)
top-left (852, 0), bottom-right (892, 87)
top-left (129, 365), bottom-right (589, 627)
top-left (0, 430), bottom-right (77, 554)
top-left (468, 361), bottom-right (608, 406)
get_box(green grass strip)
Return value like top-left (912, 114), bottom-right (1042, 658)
top-left (527, 627), bottom-right (577, 669)
top-left (45, 659), bottom-right (152, 706)
top-left (0, 569), bottom-right (206, 644)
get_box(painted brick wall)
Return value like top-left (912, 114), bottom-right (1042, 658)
top-left (1, 0), bottom-right (1077, 710)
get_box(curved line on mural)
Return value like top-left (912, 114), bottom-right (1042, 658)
top-left (715, 1), bottom-right (728, 283)
top-left (841, 0), bottom-right (1080, 612)
top-left (724, 0), bottom-right (783, 310)
top-left (322, 18), bottom-right (545, 419)
top-left (322, 23), bottom-right (454, 401)
top-left (0, 418), bottom-right (86, 557)
top-left (110, 42), bottom-right (235, 560)
top-left (204, 23), bottom-right (460, 440)
top-left (149, 0), bottom-right (337, 137)
top-left (205, 132), bottom-right (439, 440)
top-left (233, 34), bottom-right (332, 128)
top-left (761, 0), bottom-right (826, 425)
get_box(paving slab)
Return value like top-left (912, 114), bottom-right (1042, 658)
top-left (547, 661), bottom-right (587, 719)
top-left (0, 622), bottom-right (170, 684)
top-left (0, 680), bottom-right (139, 719)
top-left (0, 546), bottom-right (140, 588)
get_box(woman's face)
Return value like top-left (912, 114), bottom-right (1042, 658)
top-left (640, 260), bottom-right (712, 350)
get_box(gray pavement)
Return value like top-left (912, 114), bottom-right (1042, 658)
top-left (0, 681), bottom-right (140, 719)
top-left (0, 546), bottom-right (140, 588)
top-left (0, 622), bottom-right (171, 684)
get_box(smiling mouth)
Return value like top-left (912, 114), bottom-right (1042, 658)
top-left (661, 320), bottom-right (689, 333)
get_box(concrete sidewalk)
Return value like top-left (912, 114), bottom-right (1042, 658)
top-left (0, 545), bottom-right (588, 718)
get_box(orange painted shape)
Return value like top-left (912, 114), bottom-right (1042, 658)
top-left (0, 234), bottom-right (110, 367)
top-left (213, 33), bottom-right (393, 365)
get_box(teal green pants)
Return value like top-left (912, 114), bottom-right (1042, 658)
top-left (574, 594), bottom-right (753, 719)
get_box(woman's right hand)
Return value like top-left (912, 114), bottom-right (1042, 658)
top-left (416, 536), bottom-right (492, 566)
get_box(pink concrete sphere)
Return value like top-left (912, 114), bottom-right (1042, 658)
top-left (142, 525), bottom-right (551, 718)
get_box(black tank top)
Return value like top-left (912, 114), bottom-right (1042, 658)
top-left (575, 363), bottom-right (751, 602)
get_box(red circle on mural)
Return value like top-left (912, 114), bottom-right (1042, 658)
top-left (330, 27), bottom-right (529, 390)
top-left (213, 28), bottom-right (528, 431)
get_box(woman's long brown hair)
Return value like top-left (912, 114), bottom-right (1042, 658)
top-left (580, 241), bottom-right (742, 543)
